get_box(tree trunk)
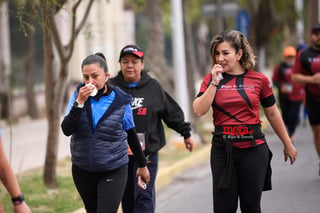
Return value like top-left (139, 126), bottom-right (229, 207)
top-left (0, 0), bottom-right (11, 119)
top-left (308, 0), bottom-right (318, 42)
top-left (246, 0), bottom-right (276, 72)
top-left (42, 15), bottom-right (58, 187)
top-left (42, 16), bottom-right (69, 188)
top-left (44, 110), bottom-right (59, 187)
top-left (194, 21), bottom-right (209, 78)
top-left (182, 0), bottom-right (198, 123)
top-left (24, 0), bottom-right (39, 119)
top-left (44, 70), bottom-right (67, 187)
top-left (145, 0), bottom-right (174, 95)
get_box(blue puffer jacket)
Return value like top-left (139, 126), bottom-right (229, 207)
top-left (70, 87), bottom-right (132, 172)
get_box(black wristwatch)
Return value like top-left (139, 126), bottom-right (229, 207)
top-left (12, 193), bottom-right (24, 206)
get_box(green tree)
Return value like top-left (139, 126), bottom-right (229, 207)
top-left (238, 0), bottom-right (298, 68)
top-left (127, 0), bottom-right (175, 93)
top-left (39, 0), bottom-right (95, 187)
top-left (145, 0), bottom-right (174, 93)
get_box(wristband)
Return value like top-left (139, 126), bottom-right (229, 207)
top-left (210, 82), bottom-right (218, 87)
top-left (74, 101), bottom-right (84, 108)
top-left (12, 193), bottom-right (24, 206)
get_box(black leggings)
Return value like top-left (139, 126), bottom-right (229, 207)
top-left (278, 96), bottom-right (302, 136)
top-left (306, 93), bottom-right (320, 125)
top-left (211, 143), bottom-right (269, 213)
top-left (72, 164), bottom-right (128, 213)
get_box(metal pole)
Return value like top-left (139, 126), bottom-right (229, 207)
top-left (170, 0), bottom-right (190, 121)
top-left (295, 0), bottom-right (304, 43)
top-left (319, 0), bottom-right (320, 22)
top-left (217, 0), bottom-right (223, 33)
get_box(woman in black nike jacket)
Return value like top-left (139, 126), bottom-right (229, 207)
top-left (110, 45), bottom-right (194, 213)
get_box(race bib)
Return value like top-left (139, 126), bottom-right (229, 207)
top-left (127, 133), bottom-right (146, 155)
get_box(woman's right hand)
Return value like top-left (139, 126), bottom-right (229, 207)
top-left (136, 166), bottom-right (150, 185)
top-left (211, 64), bottom-right (224, 84)
top-left (77, 84), bottom-right (95, 104)
top-left (283, 143), bottom-right (297, 165)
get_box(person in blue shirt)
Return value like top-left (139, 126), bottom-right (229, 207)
top-left (61, 53), bottom-right (149, 213)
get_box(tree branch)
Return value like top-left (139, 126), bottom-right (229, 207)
top-left (40, 0), bottom-right (65, 63)
top-left (66, 0), bottom-right (95, 62)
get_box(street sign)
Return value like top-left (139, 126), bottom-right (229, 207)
top-left (236, 10), bottom-right (250, 38)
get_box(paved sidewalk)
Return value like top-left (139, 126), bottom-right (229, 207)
top-left (1, 118), bottom-right (70, 174)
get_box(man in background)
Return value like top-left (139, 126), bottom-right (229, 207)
top-left (292, 23), bottom-right (320, 175)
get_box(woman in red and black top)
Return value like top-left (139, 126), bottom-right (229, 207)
top-left (193, 30), bottom-right (297, 213)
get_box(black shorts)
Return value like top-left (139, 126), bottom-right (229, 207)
top-left (306, 93), bottom-right (320, 125)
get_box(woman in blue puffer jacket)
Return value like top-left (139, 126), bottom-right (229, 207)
top-left (61, 53), bottom-right (149, 213)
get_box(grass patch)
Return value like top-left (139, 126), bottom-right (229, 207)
top-left (0, 158), bottom-right (83, 213)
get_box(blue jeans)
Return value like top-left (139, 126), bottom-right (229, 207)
top-left (122, 153), bottom-right (158, 213)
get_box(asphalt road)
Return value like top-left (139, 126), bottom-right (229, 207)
top-left (156, 123), bottom-right (320, 213)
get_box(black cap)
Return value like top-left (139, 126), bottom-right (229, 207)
top-left (119, 45), bottom-right (144, 61)
top-left (311, 23), bottom-right (320, 34)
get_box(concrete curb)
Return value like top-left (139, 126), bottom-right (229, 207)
top-left (155, 143), bottom-right (211, 191)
